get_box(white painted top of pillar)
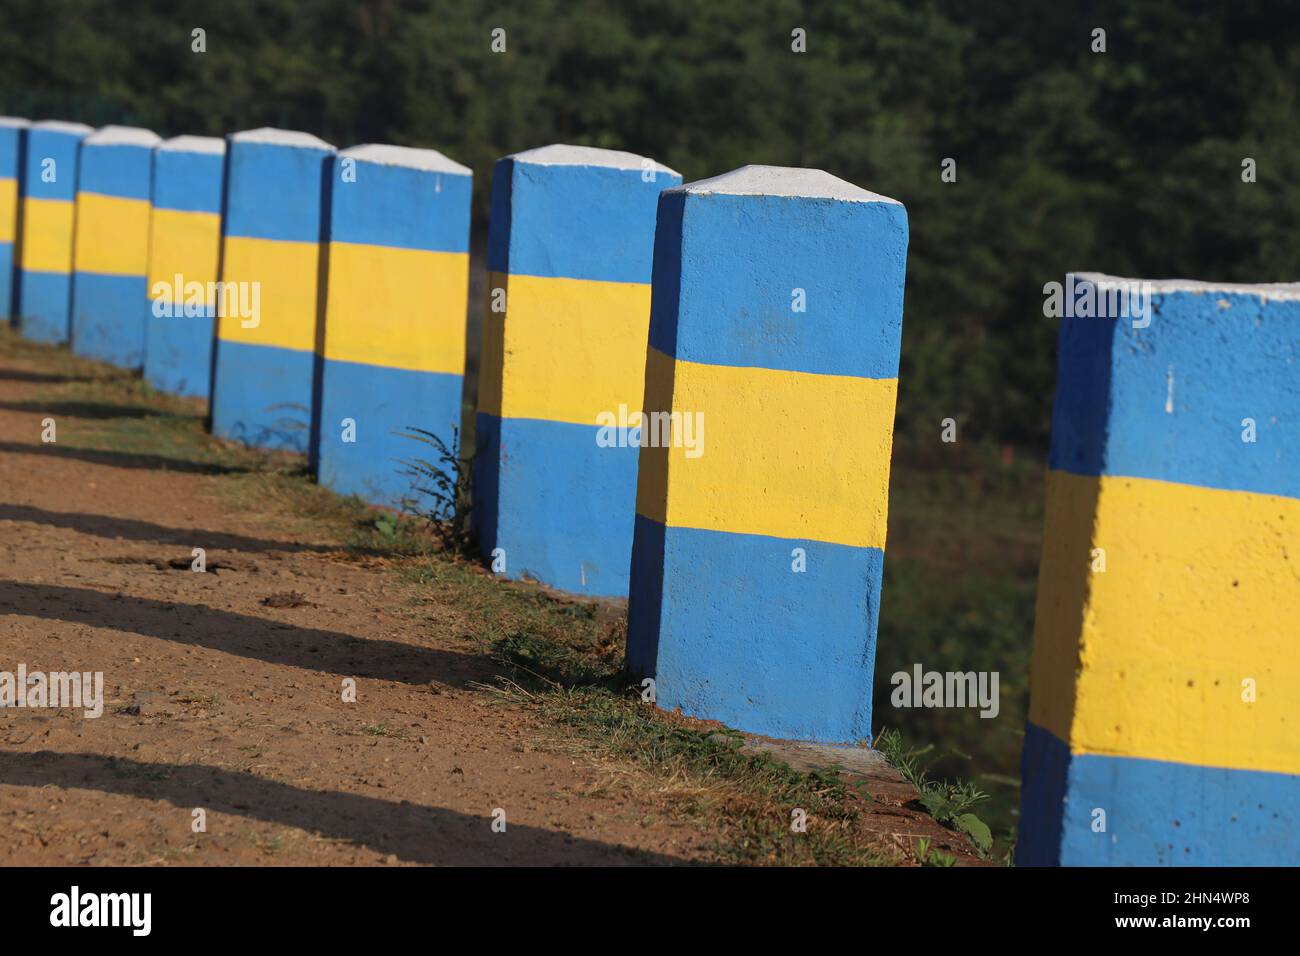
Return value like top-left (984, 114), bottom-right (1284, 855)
top-left (0, 116), bottom-right (30, 128)
top-left (1072, 272), bottom-right (1300, 302)
top-left (674, 165), bottom-right (902, 204)
top-left (230, 127), bottom-right (335, 151)
top-left (159, 135), bottom-right (226, 155)
top-left (510, 144), bottom-right (679, 177)
top-left (32, 120), bottom-right (94, 135)
top-left (85, 125), bottom-right (162, 147)
top-left (340, 143), bottom-right (470, 175)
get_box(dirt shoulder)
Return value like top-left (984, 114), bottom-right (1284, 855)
top-left (0, 330), bottom-right (984, 866)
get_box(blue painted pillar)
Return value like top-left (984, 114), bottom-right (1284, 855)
top-left (71, 126), bottom-right (161, 368)
top-left (210, 128), bottom-right (335, 452)
top-left (15, 120), bottom-right (93, 344)
top-left (144, 135), bottom-right (226, 398)
top-left (475, 145), bottom-right (681, 596)
top-left (0, 116), bottom-right (29, 322)
top-left (626, 165), bottom-right (909, 743)
top-left (1018, 274), bottom-right (1300, 866)
top-left (314, 144), bottom-right (473, 508)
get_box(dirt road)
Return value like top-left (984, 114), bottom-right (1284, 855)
top-left (0, 347), bottom-right (705, 865)
top-left (0, 333), bottom-right (989, 867)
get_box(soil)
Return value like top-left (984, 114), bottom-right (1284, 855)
top-left (0, 345), bottom-right (984, 867)
top-left (0, 351), bottom-right (704, 865)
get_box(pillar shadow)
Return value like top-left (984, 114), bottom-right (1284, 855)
top-left (0, 367), bottom-right (101, 385)
top-left (0, 580), bottom-right (486, 688)
top-left (0, 750), bottom-right (683, 865)
top-left (0, 439), bottom-right (250, 475)
top-left (1016, 286), bottom-right (1115, 866)
top-left (0, 399), bottom-right (173, 420)
top-left (0, 502), bottom-right (335, 555)
top-left (307, 152), bottom-right (332, 475)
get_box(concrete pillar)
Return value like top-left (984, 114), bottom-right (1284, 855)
top-left (1018, 274), bottom-right (1300, 866)
top-left (0, 117), bottom-right (29, 322)
top-left (70, 126), bottom-right (161, 367)
top-left (15, 120), bottom-right (93, 344)
top-left (314, 144), bottom-right (472, 508)
top-left (476, 144), bottom-right (681, 595)
top-left (625, 165), bottom-right (909, 743)
top-left (210, 128), bottom-right (335, 452)
top-left (143, 135), bottom-right (226, 398)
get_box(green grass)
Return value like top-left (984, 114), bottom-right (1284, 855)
top-left (390, 564), bottom-right (906, 864)
top-left (486, 632), bottom-right (896, 864)
top-left (2, 327), bottom-right (1042, 864)
top-left (877, 728), bottom-right (997, 860)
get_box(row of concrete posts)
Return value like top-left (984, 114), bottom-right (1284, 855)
top-left (1, 116), bottom-right (1294, 866)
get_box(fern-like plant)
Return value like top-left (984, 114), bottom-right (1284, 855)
top-left (395, 426), bottom-right (474, 552)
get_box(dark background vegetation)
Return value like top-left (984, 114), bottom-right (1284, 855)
top-left (2, 0), bottom-right (1295, 850)
top-left (3, 0), bottom-right (1296, 447)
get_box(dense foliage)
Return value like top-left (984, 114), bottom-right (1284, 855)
top-left (2, 0), bottom-right (1296, 447)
